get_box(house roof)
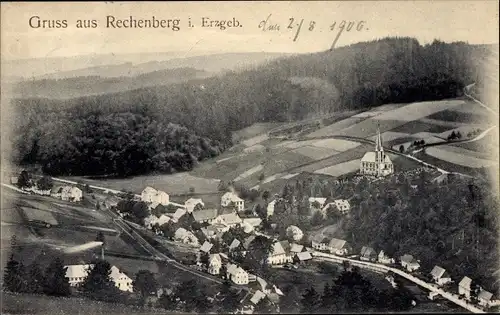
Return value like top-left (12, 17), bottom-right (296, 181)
top-left (227, 263), bottom-right (246, 276)
top-left (478, 289), bottom-right (493, 301)
top-left (65, 264), bottom-right (93, 278)
top-left (361, 152), bottom-right (392, 163)
top-left (229, 239), bottom-right (241, 250)
top-left (173, 208), bottom-right (187, 220)
top-left (312, 233), bottom-right (328, 244)
top-left (273, 285), bottom-right (284, 296)
top-left (360, 246), bottom-right (377, 258)
top-left (243, 235), bottom-right (256, 250)
top-left (200, 241), bottom-right (213, 253)
top-left (286, 225), bottom-right (302, 234)
top-left (185, 198), bottom-right (204, 206)
top-left (290, 243), bottom-right (304, 253)
top-left (271, 241), bottom-right (286, 256)
top-left (192, 209), bottom-right (218, 222)
top-left (459, 276), bottom-right (472, 289)
top-left (279, 240), bottom-right (291, 253)
top-left (431, 266), bottom-right (447, 279)
top-left (142, 186), bottom-right (157, 194)
top-left (241, 221), bottom-right (254, 233)
top-left (243, 218), bottom-right (262, 227)
top-left (157, 214), bottom-right (170, 226)
top-left (400, 254), bottom-right (419, 265)
top-left (250, 290), bottom-right (266, 305)
top-left (297, 251), bottom-right (312, 261)
top-left (328, 238), bottom-right (347, 250)
top-left (219, 213), bottom-right (242, 225)
top-left (308, 197), bottom-right (327, 206)
top-left (222, 192), bottom-right (243, 202)
top-left (174, 227), bottom-right (189, 238)
top-left (209, 253), bottom-right (221, 264)
top-left (109, 265), bottom-right (131, 281)
top-left (256, 277), bottom-right (268, 291)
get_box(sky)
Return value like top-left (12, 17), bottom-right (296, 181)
top-left (1, 1), bottom-right (499, 60)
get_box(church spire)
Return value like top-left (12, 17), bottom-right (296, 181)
top-left (375, 125), bottom-right (383, 152)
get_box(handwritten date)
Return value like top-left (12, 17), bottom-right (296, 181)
top-left (258, 14), bottom-right (367, 49)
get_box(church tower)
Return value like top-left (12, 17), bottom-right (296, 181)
top-left (375, 127), bottom-right (384, 177)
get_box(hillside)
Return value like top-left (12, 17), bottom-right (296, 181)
top-left (8, 37), bottom-right (496, 177)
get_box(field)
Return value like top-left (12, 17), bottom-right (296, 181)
top-left (292, 145), bottom-right (336, 160)
top-left (391, 120), bottom-right (451, 134)
top-left (231, 122), bottom-right (282, 143)
top-left (452, 127), bottom-right (499, 158)
top-left (425, 147), bottom-right (496, 168)
top-left (306, 117), bottom-right (367, 138)
top-left (313, 159), bottom-right (361, 177)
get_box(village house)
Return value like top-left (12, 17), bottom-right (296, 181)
top-left (141, 186), bottom-right (169, 205)
top-left (328, 238), bottom-right (350, 256)
top-left (201, 224), bottom-right (229, 239)
top-left (458, 276), bottom-right (472, 300)
top-left (430, 265), bottom-right (452, 286)
top-left (360, 128), bottom-right (394, 177)
top-left (172, 208), bottom-right (187, 223)
top-left (478, 289), bottom-right (493, 307)
top-left (213, 212), bottom-right (243, 227)
top-left (241, 221), bottom-right (254, 233)
top-left (308, 197), bottom-right (327, 213)
top-left (400, 254), bottom-right (420, 272)
top-left (208, 253), bottom-right (222, 275)
top-left (290, 243), bottom-right (304, 255)
top-left (174, 228), bottom-right (199, 245)
top-left (221, 192), bottom-right (245, 211)
top-left (51, 186), bottom-right (83, 202)
top-left (65, 264), bottom-right (133, 292)
top-left (286, 225), bottom-right (304, 241)
top-left (378, 250), bottom-right (395, 264)
top-left (193, 209), bottom-right (218, 224)
top-left (200, 241), bottom-right (213, 254)
top-left (295, 251), bottom-right (313, 263)
top-left (227, 263), bottom-right (249, 285)
top-left (250, 290), bottom-right (266, 305)
top-left (243, 235), bottom-right (256, 252)
top-left (229, 239), bottom-right (243, 252)
top-left (323, 199), bottom-right (351, 215)
top-left (267, 241), bottom-right (292, 265)
top-left (267, 200), bottom-right (276, 217)
top-left (185, 198), bottom-right (204, 213)
top-left (311, 235), bottom-right (330, 251)
top-left (25, 186), bottom-right (51, 196)
top-left (360, 246), bottom-right (377, 262)
top-left (10, 176), bottom-right (18, 185)
top-left (243, 217), bottom-right (262, 229)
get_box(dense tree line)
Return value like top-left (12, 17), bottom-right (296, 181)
top-left (9, 37), bottom-right (491, 177)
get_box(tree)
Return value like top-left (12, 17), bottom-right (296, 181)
top-left (258, 173), bottom-right (265, 181)
top-left (399, 145), bottom-right (405, 153)
top-left (43, 257), bottom-right (71, 296)
top-left (311, 211), bottom-right (324, 226)
top-left (200, 252), bottom-right (210, 268)
top-left (254, 296), bottom-right (274, 313)
top-left (301, 286), bottom-right (320, 313)
top-left (95, 231), bottom-right (106, 259)
top-left (81, 259), bottom-right (120, 302)
top-left (262, 190), bottom-right (270, 203)
top-left (217, 279), bottom-right (240, 313)
top-left (36, 175), bottom-right (53, 191)
top-left (26, 261), bottom-right (45, 294)
top-left (189, 186), bottom-right (196, 194)
top-left (173, 279), bottom-right (211, 313)
top-left (133, 270), bottom-right (158, 306)
top-left (17, 170), bottom-right (31, 189)
top-left (3, 254), bottom-right (27, 293)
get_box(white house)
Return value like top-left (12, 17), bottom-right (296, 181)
top-left (193, 209), bottom-right (218, 224)
top-left (65, 264), bottom-right (133, 292)
top-left (172, 208), bottom-right (187, 223)
top-left (286, 225), bottom-right (304, 241)
top-left (360, 246), bottom-right (377, 262)
top-left (208, 253), bottom-right (222, 275)
top-left (311, 235), bottom-right (330, 251)
top-left (267, 200), bottom-right (276, 217)
top-left (174, 228), bottom-right (199, 245)
top-left (478, 289), bottom-right (493, 307)
top-left (141, 186), bottom-right (169, 205)
top-left (323, 199), bottom-right (351, 215)
top-left (360, 128), bottom-right (394, 177)
top-left (328, 238), bottom-right (350, 256)
top-left (267, 241), bottom-right (292, 265)
top-left (185, 198), bottom-right (204, 213)
top-left (213, 212), bottom-right (242, 227)
top-left (243, 218), bottom-right (262, 228)
top-left (290, 243), bottom-right (304, 255)
top-left (458, 276), bottom-right (472, 300)
top-left (52, 186), bottom-right (82, 202)
top-left (227, 263), bottom-right (249, 285)
top-left (430, 265), bottom-right (452, 286)
top-left (200, 241), bottom-right (213, 254)
top-left (309, 197), bottom-right (327, 212)
top-left (250, 290), bottom-right (266, 305)
top-left (221, 192), bottom-right (245, 211)
top-left (400, 254), bottom-right (420, 272)
top-left (378, 250), bottom-right (395, 264)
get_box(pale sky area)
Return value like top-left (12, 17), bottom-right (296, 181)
top-left (1, 1), bottom-right (499, 60)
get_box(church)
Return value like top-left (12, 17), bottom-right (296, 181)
top-left (360, 128), bottom-right (394, 177)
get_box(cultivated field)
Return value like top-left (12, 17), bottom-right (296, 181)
top-left (426, 147), bottom-right (496, 168)
top-left (313, 159), bottom-right (361, 177)
top-left (306, 117), bottom-right (366, 138)
top-left (292, 145), bottom-right (336, 160)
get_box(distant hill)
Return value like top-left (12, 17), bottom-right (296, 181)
top-left (9, 67), bottom-right (213, 99)
top-left (2, 51), bottom-right (290, 80)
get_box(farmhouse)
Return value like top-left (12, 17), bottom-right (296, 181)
top-left (295, 251), bottom-right (313, 262)
top-left (360, 246), bottom-right (377, 262)
top-left (229, 239), bottom-right (243, 251)
top-left (221, 192), bottom-right (245, 211)
top-left (185, 198), bottom-right (204, 213)
top-left (200, 241), bottom-right (213, 254)
top-left (328, 238), bottom-right (350, 256)
top-left (311, 235), bottom-right (330, 251)
top-left (193, 209), bottom-right (218, 224)
top-left (51, 186), bottom-right (82, 202)
top-left (323, 199), bottom-right (351, 215)
top-left (201, 224), bottom-right (229, 239)
top-left (174, 228), bottom-right (199, 245)
top-left (213, 212), bottom-right (243, 227)
top-left (478, 289), bottom-right (493, 307)
top-left (378, 250), bottom-right (395, 264)
top-left (400, 254), bottom-right (420, 272)
top-left (227, 263), bottom-right (249, 285)
top-left (243, 217), bottom-right (262, 228)
top-left (267, 200), bottom-right (276, 217)
top-left (290, 243), bottom-right (304, 255)
top-left (65, 264), bottom-right (133, 292)
top-left (172, 208), bottom-right (187, 222)
top-left (360, 128), bottom-right (394, 177)
top-left (286, 225), bottom-right (304, 241)
top-left (267, 241), bottom-right (292, 265)
top-left (250, 290), bottom-right (266, 305)
top-left (141, 186), bottom-right (169, 205)
top-left (208, 253), bottom-right (222, 275)
top-left (430, 265), bottom-right (452, 286)
top-left (458, 276), bottom-right (472, 300)
top-left (241, 221), bottom-right (254, 233)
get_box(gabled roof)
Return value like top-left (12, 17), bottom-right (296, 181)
top-left (328, 238), bottom-right (347, 250)
top-left (400, 254), bottom-right (419, 265)
top-left (185, 198), bottom-right (204, 206)
top-left (431, 265), bottom-right (447, 279)
top-left (297, 251), bottom-right (312, 261)
top-left (308, 197), bottom-right (327, 206)
top-left (200, 241), bottom-right (213, 253)
top-left (173, 208), bottom-right (187, 220)
top-left (192, 209), bottom-right (218, 222)
top-left (271, 241), bottom-right (286, 256)
top-left (243, 235), bottom-right (256, 250)
top-left (459, 276), bottom-right (472, 289)
top-left (219, 212), bottom-right (242, 225)
top-left (65, 264), bottom-right (93, 278)
top-left (243, 218), bottom-right (262, 227)
top-left (229, 239), bottom-right (241, 251)
top-left (250, 290), bottom-right (266, 305)
top-left (279, 240), bottom-right (291, 254)
top-left (312, 233), bottom-right (327, 244)
top-left (360, 246), bottom-right (377, 258)
top-left (142, 186), bottom-right (157, 194)
top-left (222, 192), bottom-right (243, 202)
top-left (209, 253), bottom-right (221, 264)
top-left (478, 289), bottom-right (493, 301)
top-left (290, 243), bottom-right (304, 253)
top-left (157, 214), bottom-right (170, 226)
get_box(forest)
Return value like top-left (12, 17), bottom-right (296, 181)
top-left (9, 37), bottom-right (494, 176)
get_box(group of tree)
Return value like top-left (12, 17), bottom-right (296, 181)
top-left (9, 38), bottom-right (491, 177)
top-left (447, 130), bottom-right (463, 141)
top-left (299, 264), bottom-right (415, 313)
